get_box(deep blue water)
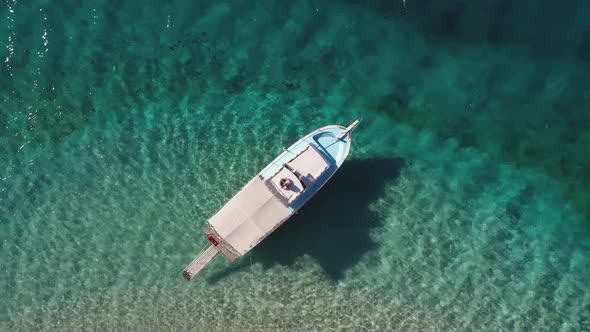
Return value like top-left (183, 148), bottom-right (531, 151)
top-left (1, 1), bottom-right (589, 330)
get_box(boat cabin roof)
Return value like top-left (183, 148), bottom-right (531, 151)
top-left (207, 144), bottom-right (329, 255)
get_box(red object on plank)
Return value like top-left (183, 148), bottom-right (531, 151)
top-left (208, 236), bottom-right (219, 246)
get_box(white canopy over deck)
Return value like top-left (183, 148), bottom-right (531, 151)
top-left (207, 177), bottom-right (290, 254)
top-left (207, 144), bottom-right (329, 256)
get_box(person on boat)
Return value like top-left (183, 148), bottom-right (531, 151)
top-left (280, 178), bottom-right (292, 190)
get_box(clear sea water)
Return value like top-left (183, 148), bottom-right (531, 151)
top-left (1, 1), bottom-right (590, 331)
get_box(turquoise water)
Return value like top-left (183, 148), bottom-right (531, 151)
top-left (1, 1), bottom-right (590, 331)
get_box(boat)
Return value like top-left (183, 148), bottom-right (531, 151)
top-left (182, 119), bottom-right (362, 280)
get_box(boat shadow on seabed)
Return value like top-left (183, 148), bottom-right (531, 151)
top-left (207, 157), bottom-right (405, 283)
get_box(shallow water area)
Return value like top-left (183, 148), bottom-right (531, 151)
top-left (1, 1), bottom-right (590, 331)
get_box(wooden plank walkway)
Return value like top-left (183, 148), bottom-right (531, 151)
top-left (182, 244), bottom-right (219, 280)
